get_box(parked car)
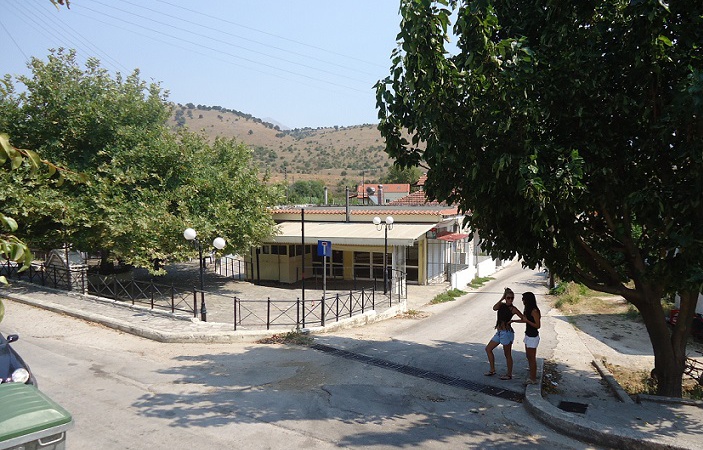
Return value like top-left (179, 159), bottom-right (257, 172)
top-left (0, 333), bottom-right (37, 386)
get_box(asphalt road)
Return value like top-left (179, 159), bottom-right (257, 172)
top-left (1, 266), bottom-right (597, 449)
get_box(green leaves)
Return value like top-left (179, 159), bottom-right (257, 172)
top-left (377, 0), bottom-right (703, 298)
top-left (1, 49), bottom-right (281, 274)
top-left (0, 133), bottom-right (22, 169)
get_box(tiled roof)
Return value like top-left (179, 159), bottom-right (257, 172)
top-left (416, 174), bottom-right (427, 186)
top-left (387, 190), bottom-right (446, 207)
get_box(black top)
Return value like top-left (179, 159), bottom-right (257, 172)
top-left (525, 306), bottom-right (540, 337)
top-left (495, 303), bottom-right (515, 331)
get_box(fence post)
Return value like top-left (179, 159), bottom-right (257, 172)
top-left (267, 297), bottom-right (271, 330)
top-left (334, 293), bottom-right (339, 322)
top-left (296, 297), bottom-right (300, 330)
top-left (321, 294), bottom-right (325, 327)
top-left (193, 290), bottom-right (198, 318)
top-left (361, 288), bottom-right (365, 314)
top-left (53, 265), bottom-right (58, 288)
top-left (302, 296), bottom-right (306, 329)
top-left (150, 280), bottom-right (154, 309)
top-left (372, 288), bottom-right (375, 311)
top-left (233, 297), bottom-right (237, 331)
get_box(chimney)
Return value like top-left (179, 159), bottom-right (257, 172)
top-left (324, 186), bottom-right (328, 205)
top-left (377, 184), bottom-right (384, 205)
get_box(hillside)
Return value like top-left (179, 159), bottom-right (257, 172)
top-left (169, 104), bottom-right (393, 192)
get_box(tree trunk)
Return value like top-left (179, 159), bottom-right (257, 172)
top-left (636, 291), bottom-right (696, 397)
top-left (99, 249), bottom-right (112, 274)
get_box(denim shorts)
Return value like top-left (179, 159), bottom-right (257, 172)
top-left (491, 330), bottom-right (515, 346)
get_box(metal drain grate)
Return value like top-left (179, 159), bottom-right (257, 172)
top-left (310, 343), bottom-right (524, 403)
top-left (558, 401), bottom-right (589, 414)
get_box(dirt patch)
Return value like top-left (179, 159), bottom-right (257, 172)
top-left (399, 309), bottom-right (430, 319)
top-left (542, 360), bottom-right (562, 395)
top-left (257, 331), bottom-right (313, 345)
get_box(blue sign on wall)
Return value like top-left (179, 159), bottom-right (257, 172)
top-left (317, 240), bottom-right (332, 257)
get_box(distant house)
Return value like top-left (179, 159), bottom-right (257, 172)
top-left (356, 183), bottom-right (410, 205)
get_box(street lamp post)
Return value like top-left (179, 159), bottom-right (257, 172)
top-left (373, 216), bottom-right (394, 295)
top-left (183, 228), bottom-right (226, 322)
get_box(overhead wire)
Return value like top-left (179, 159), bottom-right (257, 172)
top-left (0, 17), bottom-right (29, 63)
top-left (70, 3), bottom-right (368, 93)
top-left (85, 0), bottom-right (370, 86)
top-left (66, 9), bottom-right (364, 96)
top-left (21, 0), bottom-right (129, 74)
top-left (154, 0), bottom-right (387, 70)
top-left (120, 0), bottom-right (380, 78)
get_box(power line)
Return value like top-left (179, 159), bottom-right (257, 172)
top-left (155, 0), bottom-right (386, 70)
top-left (0, 16), bottom-right (29, 62)
top-left (21, 0), bottom-right (129, 74)
top-left (119, 0), bottom-right (379, 78)
top-left (86, 0), bottom-right (369, 85)
top-left (70, 4), bottom-right (368, 93)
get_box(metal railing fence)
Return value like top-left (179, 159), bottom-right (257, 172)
top-left (2, 259), bottom-right (404, 331)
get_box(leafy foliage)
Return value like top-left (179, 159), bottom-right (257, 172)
top-left (287, 180), bottom-right (326, 204)
top-left (377, 0), bottom-right (703, 396)
top-left (0, 132), bottom-right (82, 283)
top-left (0, 49), bottom-right (282, 273)
top-left (381, 164), bottom-right (422, 185)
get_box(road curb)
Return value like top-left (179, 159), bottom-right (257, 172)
top-left (525, 357), bottom-right (694, 449)
top-left (592, 359), bottom-right (636, 404)
top-left (2, 287), bottom-right (407, 344)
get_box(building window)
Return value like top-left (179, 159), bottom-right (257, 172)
top-left (354, 251), bottom-right (391, 280)
top-left (270, 245), bottom-right (287, 255)
top-left (405, 243), bottom-right (419, 282)
top-left (312, 248), bottom-right (344, 277)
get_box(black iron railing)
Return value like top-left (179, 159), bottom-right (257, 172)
top-left (2, 259), bottom-right (405, 331)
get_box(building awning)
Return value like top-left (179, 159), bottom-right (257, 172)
top-left (436, 233), bottom-right (469, 242)
top-left (269, 221), bottom-right (437, 246)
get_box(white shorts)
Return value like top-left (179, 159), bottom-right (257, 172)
top-left (524, 335), bottom-right (540, 349)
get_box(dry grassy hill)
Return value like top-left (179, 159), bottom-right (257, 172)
top-left (169, 104), bottom-right (392, 192)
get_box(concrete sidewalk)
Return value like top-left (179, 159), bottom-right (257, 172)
top-left (2, 275), bottom-right (702, 449)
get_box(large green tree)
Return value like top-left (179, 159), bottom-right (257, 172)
top-left (381, 164), bottom-right (422, 185)
top-left (377, 0), bottom-right (703, 396)
top-left (1, 49), bottom-right (281, 272)
top-left (288, 180), bottom-right (326, 204)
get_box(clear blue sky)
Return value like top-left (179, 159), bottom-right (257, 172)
top-left (1, 0), bottom-right (403, 129)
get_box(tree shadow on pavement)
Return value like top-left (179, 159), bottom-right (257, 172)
top-left (131, 337), bottom-right (557, 448)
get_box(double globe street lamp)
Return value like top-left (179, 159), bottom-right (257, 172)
top-left (183, 227), bottom-right (226, 322)
top-left (373, 216), bottom-right (394, 295)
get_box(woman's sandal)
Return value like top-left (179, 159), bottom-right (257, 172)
top-left (499, 374), bottom-right (512, 380)
top-left (484, 371), bottom-right (496, 376)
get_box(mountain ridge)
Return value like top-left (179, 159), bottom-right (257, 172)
top-left (170, 103), bottom-right (392, 194)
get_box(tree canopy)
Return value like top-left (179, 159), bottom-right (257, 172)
top-left (288, 180), bottom-right (326, 204)
top-left (1, 49), bottom-right (281, 273)
top-left (376, 0), bottom-right (703, 396)
top-left (381, 164), bottom-right (422, 185)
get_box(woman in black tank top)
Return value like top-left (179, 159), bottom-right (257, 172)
top-left (513, 292), bottom-right (541, 385)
